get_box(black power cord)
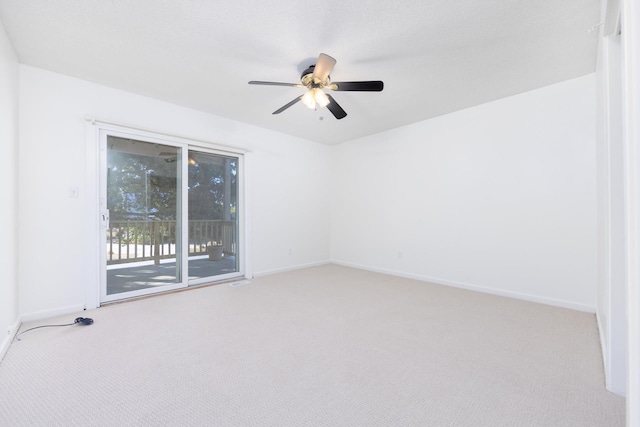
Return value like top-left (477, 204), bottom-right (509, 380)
top-left (16, 317), bottom-right (94, 341)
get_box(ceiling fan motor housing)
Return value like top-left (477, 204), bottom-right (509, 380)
top-left (301, 65), bottom-right (328, 88)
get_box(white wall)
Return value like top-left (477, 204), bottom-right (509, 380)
top-left (14, 65), bottom-right (602, 330)
top-left (331, 75), bottom-right (598, 311)
top-left (18, 65), bottom-right (331, 319)
top-left (0, 19), bottom-right (20, 356)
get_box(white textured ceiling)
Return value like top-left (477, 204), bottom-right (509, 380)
top-left (0, 0), bottom-right (601, 144)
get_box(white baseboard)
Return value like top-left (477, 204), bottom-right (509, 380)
top-left (20, 304), bottom-right (86, 324)
top-left (332, 260), bottom-right (596, 313)
top-left (253, 260), bottom-right (331, 278)
top-left (0, 318), bottom-right (21, 363)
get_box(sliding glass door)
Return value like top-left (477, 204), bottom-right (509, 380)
top-left (100, 130), bottom-right (243, 303)
top-left (103, 135), bottom-right (184, 301)
top-left (187, 150), bottom-right (239, 285)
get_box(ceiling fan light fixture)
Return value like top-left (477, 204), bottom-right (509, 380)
top-left (302, 90), bottom-right (317, 109)
top-left (315, 89), bottom-right (330, 108)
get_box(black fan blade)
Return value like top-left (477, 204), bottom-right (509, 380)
top-left (249, 81), bottom-right (303, 88)
top-left (312, 53), bottom-right (336, 84)
top-left (326, 94), bottom-right (347, 119)
top-left (273, 96), bottom-right (303, 114)
top-left (330, 81), bottom-right (384, 91)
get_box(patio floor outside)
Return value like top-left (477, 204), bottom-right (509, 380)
top-left (107, 255), bottom-right (238, 295)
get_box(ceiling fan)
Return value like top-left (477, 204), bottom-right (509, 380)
top-left (159, 152), bottom-right (197, 165)
top-left (249, 53), bottom-right (383, 120)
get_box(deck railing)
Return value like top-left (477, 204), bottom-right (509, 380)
top-left (107, 220), bottom-right (236, 265)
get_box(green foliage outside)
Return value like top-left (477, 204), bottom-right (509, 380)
top-left (106, 145), bottom-right (237, 249)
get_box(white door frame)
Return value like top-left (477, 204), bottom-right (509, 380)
top-left (622, 0), bottom-right (640, 422)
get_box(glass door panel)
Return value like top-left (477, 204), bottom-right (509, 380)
top-left (104, 136), bottom-right (184, 299)
top-left (187, 150), bottom-right (240, 284)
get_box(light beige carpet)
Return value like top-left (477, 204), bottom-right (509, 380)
top-left (0, 265), bottom-right (625, 426)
